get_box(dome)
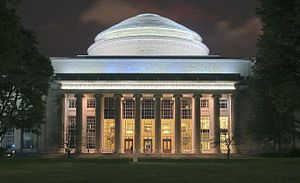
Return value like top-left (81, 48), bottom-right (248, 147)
top-left (87, 13), bottom-right (209, 56)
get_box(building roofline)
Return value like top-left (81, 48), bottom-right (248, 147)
top-left (49, 55), bottom-right (254, 61)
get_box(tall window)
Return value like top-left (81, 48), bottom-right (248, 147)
top-left (220, 116), bottom-right (229, 150)
top-left (122, 99), bottom-right (135, 119)
top-left (86, 116), bottom-right (96, 149)
top-left (201, 99), bottom-right (209, 108)
top-left (87, 99), bottom-right (95, 108)
top-left (201, 116), bottom-right (210, 150)
top-left (104, 97), bottom-right (114, 119)
top-left (220, 100), bottom-right (228, 108)
top-left (201, 116), bottom-right (210, 130)
top-left (23, 128), bottom-right (33, 148)
top-left (220, 116), bottom-right (229, 129)
top-left (161, 99), bottom-right (174, 119)
top-left (181, 98), bottom-right (192, 119)
top-left (3, 128), bottom-right (14, 149)
top-left (68, 99), bottom-right (76, 108)
top-left (66, 116), bottom-right (76, 148)
top-left (142, 99), bottom-right (155, 119)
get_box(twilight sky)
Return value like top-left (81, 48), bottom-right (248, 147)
top-left (19, 0), bottom-right (261, 57)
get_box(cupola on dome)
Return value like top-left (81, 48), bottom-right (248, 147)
top-left (87, 13), bottom-right (209, 56)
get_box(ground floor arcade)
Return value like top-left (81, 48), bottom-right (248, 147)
top-left (60, 91), bottom-right (236, 154)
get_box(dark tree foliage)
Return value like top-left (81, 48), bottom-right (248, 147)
top-left (0, 0), bottom-right (53, 142)
top-left (248, 0), bottom-right (300, 151)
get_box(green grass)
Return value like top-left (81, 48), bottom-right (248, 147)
top-left (0, 157), bottom-right (300, 183)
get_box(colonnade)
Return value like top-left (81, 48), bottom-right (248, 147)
top-left (61, 92), bottom-right (236, 154)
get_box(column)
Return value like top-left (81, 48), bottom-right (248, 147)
top-left (174, 93), bottom-right (182, 153)
top-left (213, 94), bottom-right (221, 153)
top-left (95, 93), bottom-right (102, 153)
top-left (75, 93), bottom-right (83, 154)
top-left (114, 94), bottom-right (122, 153)
top-left (134, 94), bottom-right (141, 153)
top-left (193, 94), bottom-right (201, 153)
top-left (230, 94), bottom-right (237, 153)
top-left (57, 94), bottom-right (65, 150)
top-left (155, 93), bottom-right (161, 153)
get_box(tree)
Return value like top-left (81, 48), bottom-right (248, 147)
top-left (248, 0), bottom-right (300, 152)
top-left (0, 0), bottom-right (53, 143)
top-left (221, 133), bottom-right (235, 160)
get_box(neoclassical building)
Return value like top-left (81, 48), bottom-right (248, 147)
top-left (1, 14), bottom-right (255, 154)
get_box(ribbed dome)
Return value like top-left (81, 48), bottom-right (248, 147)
top-left (87, 13), bottom-right (209, 56)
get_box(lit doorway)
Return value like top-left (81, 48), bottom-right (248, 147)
top-left (124, 138), bottom-right (133, 153)
top-left (144, 139), bottom-right (152, 153)
top-left (163, 138), bottom-right (171, 153)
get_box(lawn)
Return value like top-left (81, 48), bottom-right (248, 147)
top-left (0, 157), bottom-right (299, 183)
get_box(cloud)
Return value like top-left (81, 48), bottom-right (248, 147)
top-left (80, 0), bottom-right (141, 25)
top-left (211, 17), bottom-right (262, 56)
top-left (215, 17), bottom-right (261, 41)
top-left (79, 0), bottom-right (215, 26)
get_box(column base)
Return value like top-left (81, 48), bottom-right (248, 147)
top-left (212, 148), bottom-right (221, 154)
top-left (155, 149), bottom-right (162, 154)
top-left (97, 149), bottom-right (103, 154)
top-left (115, 149), bottom-right (123, 154)
top-left (174, 149), bottom-right (181, 154)
top-left (192, 148), bottom-right (201, 154)
top-left (133, 149), bottom-right (141, 154)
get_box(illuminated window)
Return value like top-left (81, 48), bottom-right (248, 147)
top-left (220, 116), bottom-right (229, 129)
top-left (86, 116), bottom-right (96, 149)
top-left (201, 132), bottom-right (210, 150)
top-left (161, 99), bottom-right (173, 119)
top-left (220, 132), bottom-right (229, 151)
top-left (220, 116), bottom-right (229, 151)
top-left (66, 116), bottom-right (76, 148)
top-left (201, 99), bottom-right (209, 108)
top-left (103, 120), bottom-right (115, 150)
top-left (181, 98), bottom-right (191, 119)
top-left (201, 116), bottom-right (210, 150)
top-left (181, 125), bottom-right (187, 133)
top-left (68, 99), bottom-right (76, 108)
top-left (142, 99), bottom-right (154, 119)
top-left (104, 97), bottom-right (114, 119)
top-left (122, 99), bottom-right (135, 119)
top-left (220, 100), bottom-right (227, 108)
top-left (201, 116), bottom-right (210, 129)
top-left (87, 99), bottom-right (95, 108)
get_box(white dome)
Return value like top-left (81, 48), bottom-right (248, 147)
top-left (87, 13), bottom-right (209, 56)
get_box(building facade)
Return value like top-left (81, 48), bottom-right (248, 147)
top-left (1, 13), bottom-right (257, 154)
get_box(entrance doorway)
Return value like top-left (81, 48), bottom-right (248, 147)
top-left (124, 138), bottom-right (133, 153)
top-left (163, 139), bottom-right (171, 153)
top-left (144, 139), bottom-right (152, 153)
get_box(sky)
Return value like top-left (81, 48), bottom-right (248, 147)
top-left (19, 0), bottom-right (261, 57)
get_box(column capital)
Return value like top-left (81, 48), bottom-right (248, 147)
top-left (229, 92), bottom-right (239, 98)
top-left (133, 93), bottom-right (142, 98)
top-left (94, 93), bottom-right (103, 98)
top-left (113, 93), bottom-right (122, 99)
top-left (75, 93), bottom-right (84, 98)
top-left (193, 93), bottom-right (202, 98)
top-left (173, 93), bottom-right (183, 98)
top-left (59, 93), bottom-right (66, 98)
top-left (154, 93), bottom-right (162, 98)
top-left (212, 93), bottom-right (221, 99)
